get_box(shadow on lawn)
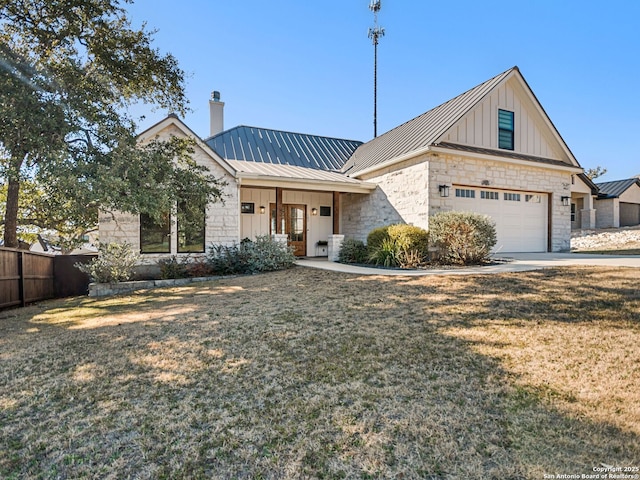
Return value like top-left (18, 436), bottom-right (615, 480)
top-left (1, 266), bottom-right (638, 478)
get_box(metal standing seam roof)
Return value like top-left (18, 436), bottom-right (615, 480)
top-left (342, 67), bottom-right (518, 176)
top-left (205, 125), bottom-right (362, 171)
top-left (595, 178), bottom-right (640, 198)
top-left (227, 160), bottom-right (366, 185)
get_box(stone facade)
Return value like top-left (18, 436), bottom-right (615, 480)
top-left (341, 156), bottom-right (428, 243)
top-left (340, 151), bottom-right (573, 252)
top-left (98, 122), bottom-right (239, 266)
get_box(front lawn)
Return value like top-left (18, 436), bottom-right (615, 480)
top-left (1, 266), bottom-right (638, 479)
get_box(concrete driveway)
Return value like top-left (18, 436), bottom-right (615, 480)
top-left (296, 252), bottom-right (640, 276)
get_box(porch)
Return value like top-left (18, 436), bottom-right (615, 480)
top-left (233, 161), bottom-right (376, 257)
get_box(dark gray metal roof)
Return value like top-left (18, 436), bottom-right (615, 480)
top-left (342, 67), bottom-right (517, 176)
top-left (596, 178), bottom-right (640, 198)
top-left (205, 125), bottom-right (362, 171)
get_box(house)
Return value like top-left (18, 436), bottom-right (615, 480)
top-left (594, 178), bottom-right (640, 228)
top-left (99, 66), bottom-right (591, 265)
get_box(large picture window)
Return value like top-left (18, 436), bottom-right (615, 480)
top-left (140, 212), bottom-right (171, 253)
top-left (177, 201), bottom-right (206, 253)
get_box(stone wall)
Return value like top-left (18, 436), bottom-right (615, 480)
top-left (341, 156), bottom-right (429, 243)
top-left (98, 122), bottom-right (239, 265)
top-left (341, 151), bottom-right (573, 252)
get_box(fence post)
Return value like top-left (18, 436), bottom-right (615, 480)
top-left (17, 251), bottom-right (26, 307)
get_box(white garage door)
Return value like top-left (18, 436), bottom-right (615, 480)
top-left (451, 187), bottom-right (548, 253)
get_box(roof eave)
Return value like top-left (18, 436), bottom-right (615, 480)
top-left (237, 173), bottom-right (376, 194)
top-left (430, 145), bottom-right (583, 173)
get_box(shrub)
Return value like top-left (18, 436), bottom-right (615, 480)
top-left (185, 257), bottom-right (214, 278)
top-left (338, 238), bottom-right (368, 264)
top-left (367, 224), bottom-right (429, 268)
top-left (75, 242), bottom-right (139, 283)
top-left (157, 256), bottom-right (189, 279)
top-left (366, 226), bottom-right (390, 252)
top-left (429, 211), bottom-right (497, 265)
top-left (387, 224), bottom-right (429, 255)
top-left (368, 237), bottom-right (401, 267)
top-left (207, 235), bottom-right (295, 275)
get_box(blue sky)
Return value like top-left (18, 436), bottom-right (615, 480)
top-left (126, 0), bottom-right (640, 181)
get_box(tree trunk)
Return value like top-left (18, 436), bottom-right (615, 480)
top-left (3, 157), bottom-right (23, 248)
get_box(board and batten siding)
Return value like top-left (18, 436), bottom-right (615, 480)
top-left (240, 188), bottom-right (335, 257)
top-left (442, 78), bottom-right (565, 162)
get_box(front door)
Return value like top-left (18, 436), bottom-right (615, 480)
top-left (270, 204), bottom-right (307, 256)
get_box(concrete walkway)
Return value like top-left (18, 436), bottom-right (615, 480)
top-left (296, 252), bottom-right (640, 276)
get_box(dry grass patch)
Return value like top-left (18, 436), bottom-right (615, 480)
top-left (1, 266), bottom-right (639, 479)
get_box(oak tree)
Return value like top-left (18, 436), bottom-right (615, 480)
top-left (0, 0), bottom-right (224, 248)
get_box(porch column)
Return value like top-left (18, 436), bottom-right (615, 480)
top-left (333, 191), bottom-right (340, 234)
top-left (275, 187), bottom-right (283, 234)
top-left (328, 235), bottom-right (344, 262)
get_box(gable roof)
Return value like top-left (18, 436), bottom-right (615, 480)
top-left (205, 125), bottom-right (362, 171)
top-left (138, 114), bottom-right (236, 177)
top-left (343, 66), bottom-right (580, 176)
top-left (596, 178), bottom-right (640, 198)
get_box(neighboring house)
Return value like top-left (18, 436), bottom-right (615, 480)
top-left (570, 173), bottom-right (599, 230)
top-left (594, 178), bottom-right (640, 228)
top-left (99, 66), bottom-right (591, 264)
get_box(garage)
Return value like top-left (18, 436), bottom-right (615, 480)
top-left (451, 186), bottom-right (548, 253)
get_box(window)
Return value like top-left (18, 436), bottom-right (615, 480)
top-left (319, 206), bottom-right (331, 216)
top-left (177, 201), bottom-right (205, 253)
top-left (455, 188), bottom-right (475, 198)
top-left (241, 202), bottom-right (255, 214)
top-left (498, 109), bottom-right (514, 150)
top-left (504, 193), bottom-right (521, 202)
top-left (571, 203), bottom-right (576, 222)
top-left (481, 191), bottom-right (499, 200)
top-left (526, 194), bottom-right (541, 203)
top-left (140, 212), bottom-right (170, 253)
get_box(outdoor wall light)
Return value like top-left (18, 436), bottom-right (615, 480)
top-left (311, 208), bottom-right (318, 216)
top-left (438, 185), bottom-right (450, 197)
top-left (259, 205), bottom-right (266, 214)
top-left (561, 196), bottom-right (570, 207)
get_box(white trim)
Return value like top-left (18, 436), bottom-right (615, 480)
top-left (350, 145), bottom-right (433, 178)
top-left (137, 116), bottom-right (237, 177)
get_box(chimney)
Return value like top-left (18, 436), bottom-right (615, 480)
top-left (209, 90), bottom-right (225, 136)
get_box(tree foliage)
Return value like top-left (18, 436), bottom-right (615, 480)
top-left (0, 0), bottom-right (224, 248)
top-left (584, 165), bottom-right (607, 180)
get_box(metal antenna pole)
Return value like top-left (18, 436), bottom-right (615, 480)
top-left (368, 0), bottom-right (384, 138)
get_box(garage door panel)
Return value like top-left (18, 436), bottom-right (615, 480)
top-left (451, 187), bottom-right (547, 253)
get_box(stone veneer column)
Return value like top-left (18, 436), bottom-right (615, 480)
top-left (328, 234), bottom-right (344, 262)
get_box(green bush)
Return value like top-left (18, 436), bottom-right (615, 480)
top-left (75, 242), bottom-right (139, 283)
top-left (366, 226), bottom-right (390, 252)
top-left (207, 235), bottom-right (296, 275)
top-left (368, 237), bottom-right (401, 267)
top-left (338, 238), bottom-right (368, 264)
top-left (429, 211), bottom-right (497, 265)
top-left (367, 223), bottom-right (429, 268)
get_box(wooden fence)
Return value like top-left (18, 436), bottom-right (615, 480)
top-left (0, 248), bottom-right (95, 310)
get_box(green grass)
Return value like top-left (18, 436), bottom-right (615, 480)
top-left (1, 266), bottom-right (639, 479)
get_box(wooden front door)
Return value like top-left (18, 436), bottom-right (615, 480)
top-left (270, 203), bottom-right (307, 256)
